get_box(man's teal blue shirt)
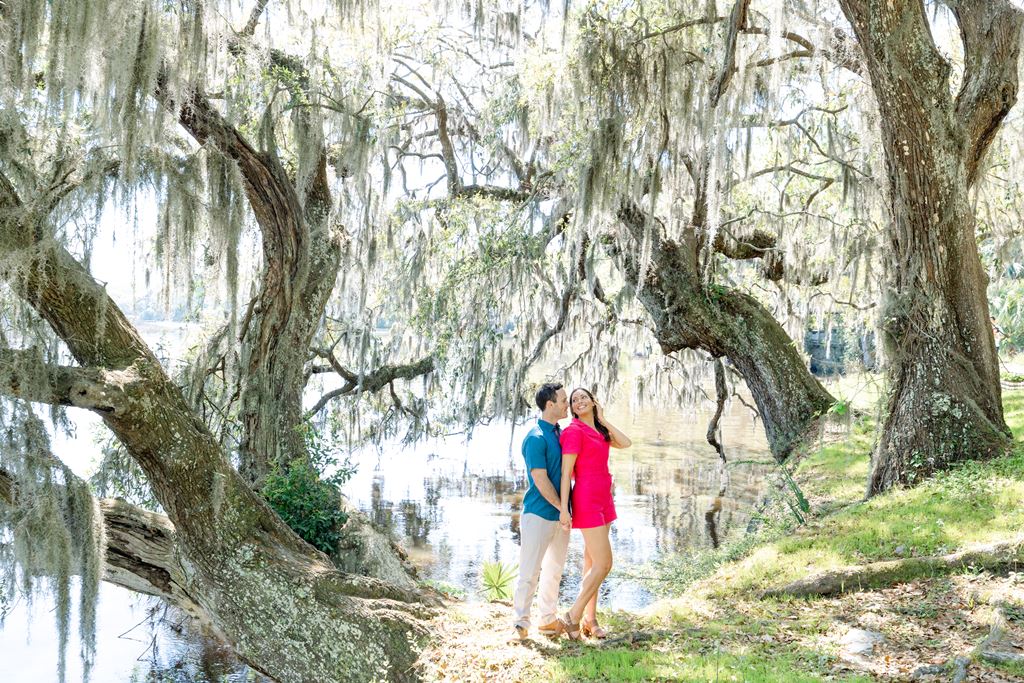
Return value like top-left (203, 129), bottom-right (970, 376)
top-left (521, 418), bottom-right (562, 521)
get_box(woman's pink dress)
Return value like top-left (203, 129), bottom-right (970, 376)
top-left (559, 418), bottom-right (617, 529)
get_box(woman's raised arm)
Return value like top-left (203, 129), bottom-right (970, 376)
top-left (596, 403), bottom-right (632, 449)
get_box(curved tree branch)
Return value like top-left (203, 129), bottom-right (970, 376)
top-left (0, 459), bottom-right (201, 619)
top-left (946, 0), bottom-right (1024, 187)
top-left (156, 77), bottom-right (305, 257)
top-left (389, 66), bottom-right (540, 204)
top-left (0, 171), bottom-right (159, 371)
top-left (709, 0), bottom-right (752, 108)
top-left (239, 0), bottom-right (271, 39)
top-left (305, 356), bottom-right (435, 418)
top-left (706, 357), bottom-right (728, 463)
top-left (156, 49), bottom-right (343, 484)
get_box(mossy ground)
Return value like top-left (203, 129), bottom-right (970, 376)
top-left (417, 379), bottom-right (1024, 682)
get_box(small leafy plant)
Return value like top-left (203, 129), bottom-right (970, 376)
top-left (828, 399), bottom-right (850, 417)
top-left (480, 561), bottom-right (518, 601)
top-left (261, 423), bottom-right (357, 555)
top-left (779, 465), bottom-right (810, 523)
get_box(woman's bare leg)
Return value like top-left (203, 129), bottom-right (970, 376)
top-left (568, 525), bottom-right (612, 625)
top-left (582, 544), bottom-right (598, 623)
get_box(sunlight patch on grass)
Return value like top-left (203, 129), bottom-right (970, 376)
top-left (720, 470), bottom-right (1024, 593)
top-left (631, 388), bottom-right (1024, 682)
top-left (1002, 390), bottom-right (1024, 439)
top-left (545, 645), bottom-right (873, 682)
top-left (705, 544), bottom-right (850, 595)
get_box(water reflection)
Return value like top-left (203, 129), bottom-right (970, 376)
top-left (0, 585), bottom-right (269, 683)
top-left (343, 400), bottom-right (775, 611)
top-left (127, 624), bottom-right (266, 683)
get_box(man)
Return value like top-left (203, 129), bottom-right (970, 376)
top-left (511, 382), bottom-right (571, 641)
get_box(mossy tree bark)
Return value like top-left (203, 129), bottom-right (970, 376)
top-left (837, 0), bottom-right (1021, 493)
top-left (171, 49), bottom-right (343, 491)
top-left (0, 179), bottom-right (435, 681)
top-left (0, 461), bottom-right (203, 619)
top-left (0, 41), bottom-right (440, 675)
top-left (166, 84), bottom-right (338, 489)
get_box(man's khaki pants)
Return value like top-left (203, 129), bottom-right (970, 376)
top-left (512, 512), bottom-right (570, 629)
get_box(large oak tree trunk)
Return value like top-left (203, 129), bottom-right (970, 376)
top-left (615, 203), bottom-right (835, 462)
top-left (838, 0), bottom-right (1021, 493)
top-left (172, 89), bottom-right (335, 489)
top-left (1, 44), bottom-right (433, 673)
top-left (167, 83), bottom-right (418, 588)
top-left (0, 194), bottom-right (434, 682)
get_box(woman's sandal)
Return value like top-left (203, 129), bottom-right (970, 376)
top-left (580, 618), bottom-right (608, 639)
top-left (559, 612), bottom-right (582, 641)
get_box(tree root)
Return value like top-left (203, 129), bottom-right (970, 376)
top-left (762, 537), bottom-right (1024, 598)
top-left (598, 629), bottom-right (678, 648)
top-left (974, 602), bottom-right (1024, 668)
top-left (910, 601), bottom-right (1024, 680)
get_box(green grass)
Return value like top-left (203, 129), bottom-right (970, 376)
top-left (540, 631), bottom-right (875, 683)
top-left (546, 648), bottom-right (872, 682)
top-left (985, 656), bottom-right (1024, 678)
top-left (1003, 390), bottom-right (1024, 439)
top-left (420, 579), bottom-right (468, 600)
top-left (645, 411), bottom-right (878, 597)
top-left (793, 420), bottom-right (872, 505)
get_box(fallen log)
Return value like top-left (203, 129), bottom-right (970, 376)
top-left (762, 537), bottom-right (1024, 598)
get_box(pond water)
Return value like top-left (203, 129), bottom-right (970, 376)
top-left (345, 400), bottom-right (774, 611)
top-left (1, 398), bottom-right (774, 682)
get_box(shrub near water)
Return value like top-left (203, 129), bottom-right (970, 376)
top-left (261, 425), bottom-right (355, 555)
top-left (480, 561), bottom-right (518, 601)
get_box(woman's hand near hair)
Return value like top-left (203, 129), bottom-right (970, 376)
top-left (559, 452), bottom-right (577, 530)
top-left (594, 400), bottom-right (631, 448)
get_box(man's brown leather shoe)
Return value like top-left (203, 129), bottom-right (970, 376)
top-left (537, 619), bottom-right (563, 638)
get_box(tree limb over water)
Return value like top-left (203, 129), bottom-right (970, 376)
top-left (305, 354), bottom-right (436, 418)
top-left (1, 91), bottom-right (433, 683)
top-left (0, 464), bottom-right (202, 618)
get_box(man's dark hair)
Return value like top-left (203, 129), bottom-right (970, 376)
top-left (535, 382), bottom-right (563, 411)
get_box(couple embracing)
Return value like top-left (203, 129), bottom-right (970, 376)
top-left (512, 382), bottom-right (632, 642)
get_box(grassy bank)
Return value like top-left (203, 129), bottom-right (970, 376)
top-left (418, 385), bottom-right (1024, 682)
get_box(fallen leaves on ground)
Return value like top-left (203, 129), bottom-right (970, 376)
top-left (416, 572), bottom-right (1024, 682)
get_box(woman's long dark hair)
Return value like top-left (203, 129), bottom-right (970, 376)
top-left (570, 388), bottom-right (611, 442)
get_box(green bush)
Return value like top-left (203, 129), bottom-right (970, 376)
top-left (261, 424), bottom-right (356, 555)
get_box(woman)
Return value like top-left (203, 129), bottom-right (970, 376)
top-left (557, 387), bottom-right (631, 640)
